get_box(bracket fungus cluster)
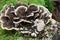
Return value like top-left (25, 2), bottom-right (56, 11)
top-left (0, 3), bottom-right (60, 39)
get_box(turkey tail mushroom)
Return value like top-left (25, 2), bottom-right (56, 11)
top-left (28, 4), bottom-right (39, 12)
top-left (5, 5), bottom-right (15, 19)
top-left (15, 6), bottom-right (27, 18)
top-left (1, 22), bottom-right (15, 30)
top-left (0, 3), bottom-right (55, 38)
top-left (1, 16), bottom-right (10, 23)
top-left (1, 3), bottom-right (14, 14)
top-left (14, 3), bottom-right (28, 9)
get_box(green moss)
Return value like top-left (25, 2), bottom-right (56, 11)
top-left (45, 0), bottom-right (54, 12)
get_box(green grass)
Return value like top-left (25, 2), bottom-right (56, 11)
top-left (45, 0), bottom-right (54, 12)
top-left (0, 28), bottom-right (42, 40)
top-left (0, 0), bottom-right (54, 40)
top-left (0, 0), bottom-right (45, 10)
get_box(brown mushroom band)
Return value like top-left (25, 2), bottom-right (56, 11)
top-left (0, 3), bottom-right (60, 39)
